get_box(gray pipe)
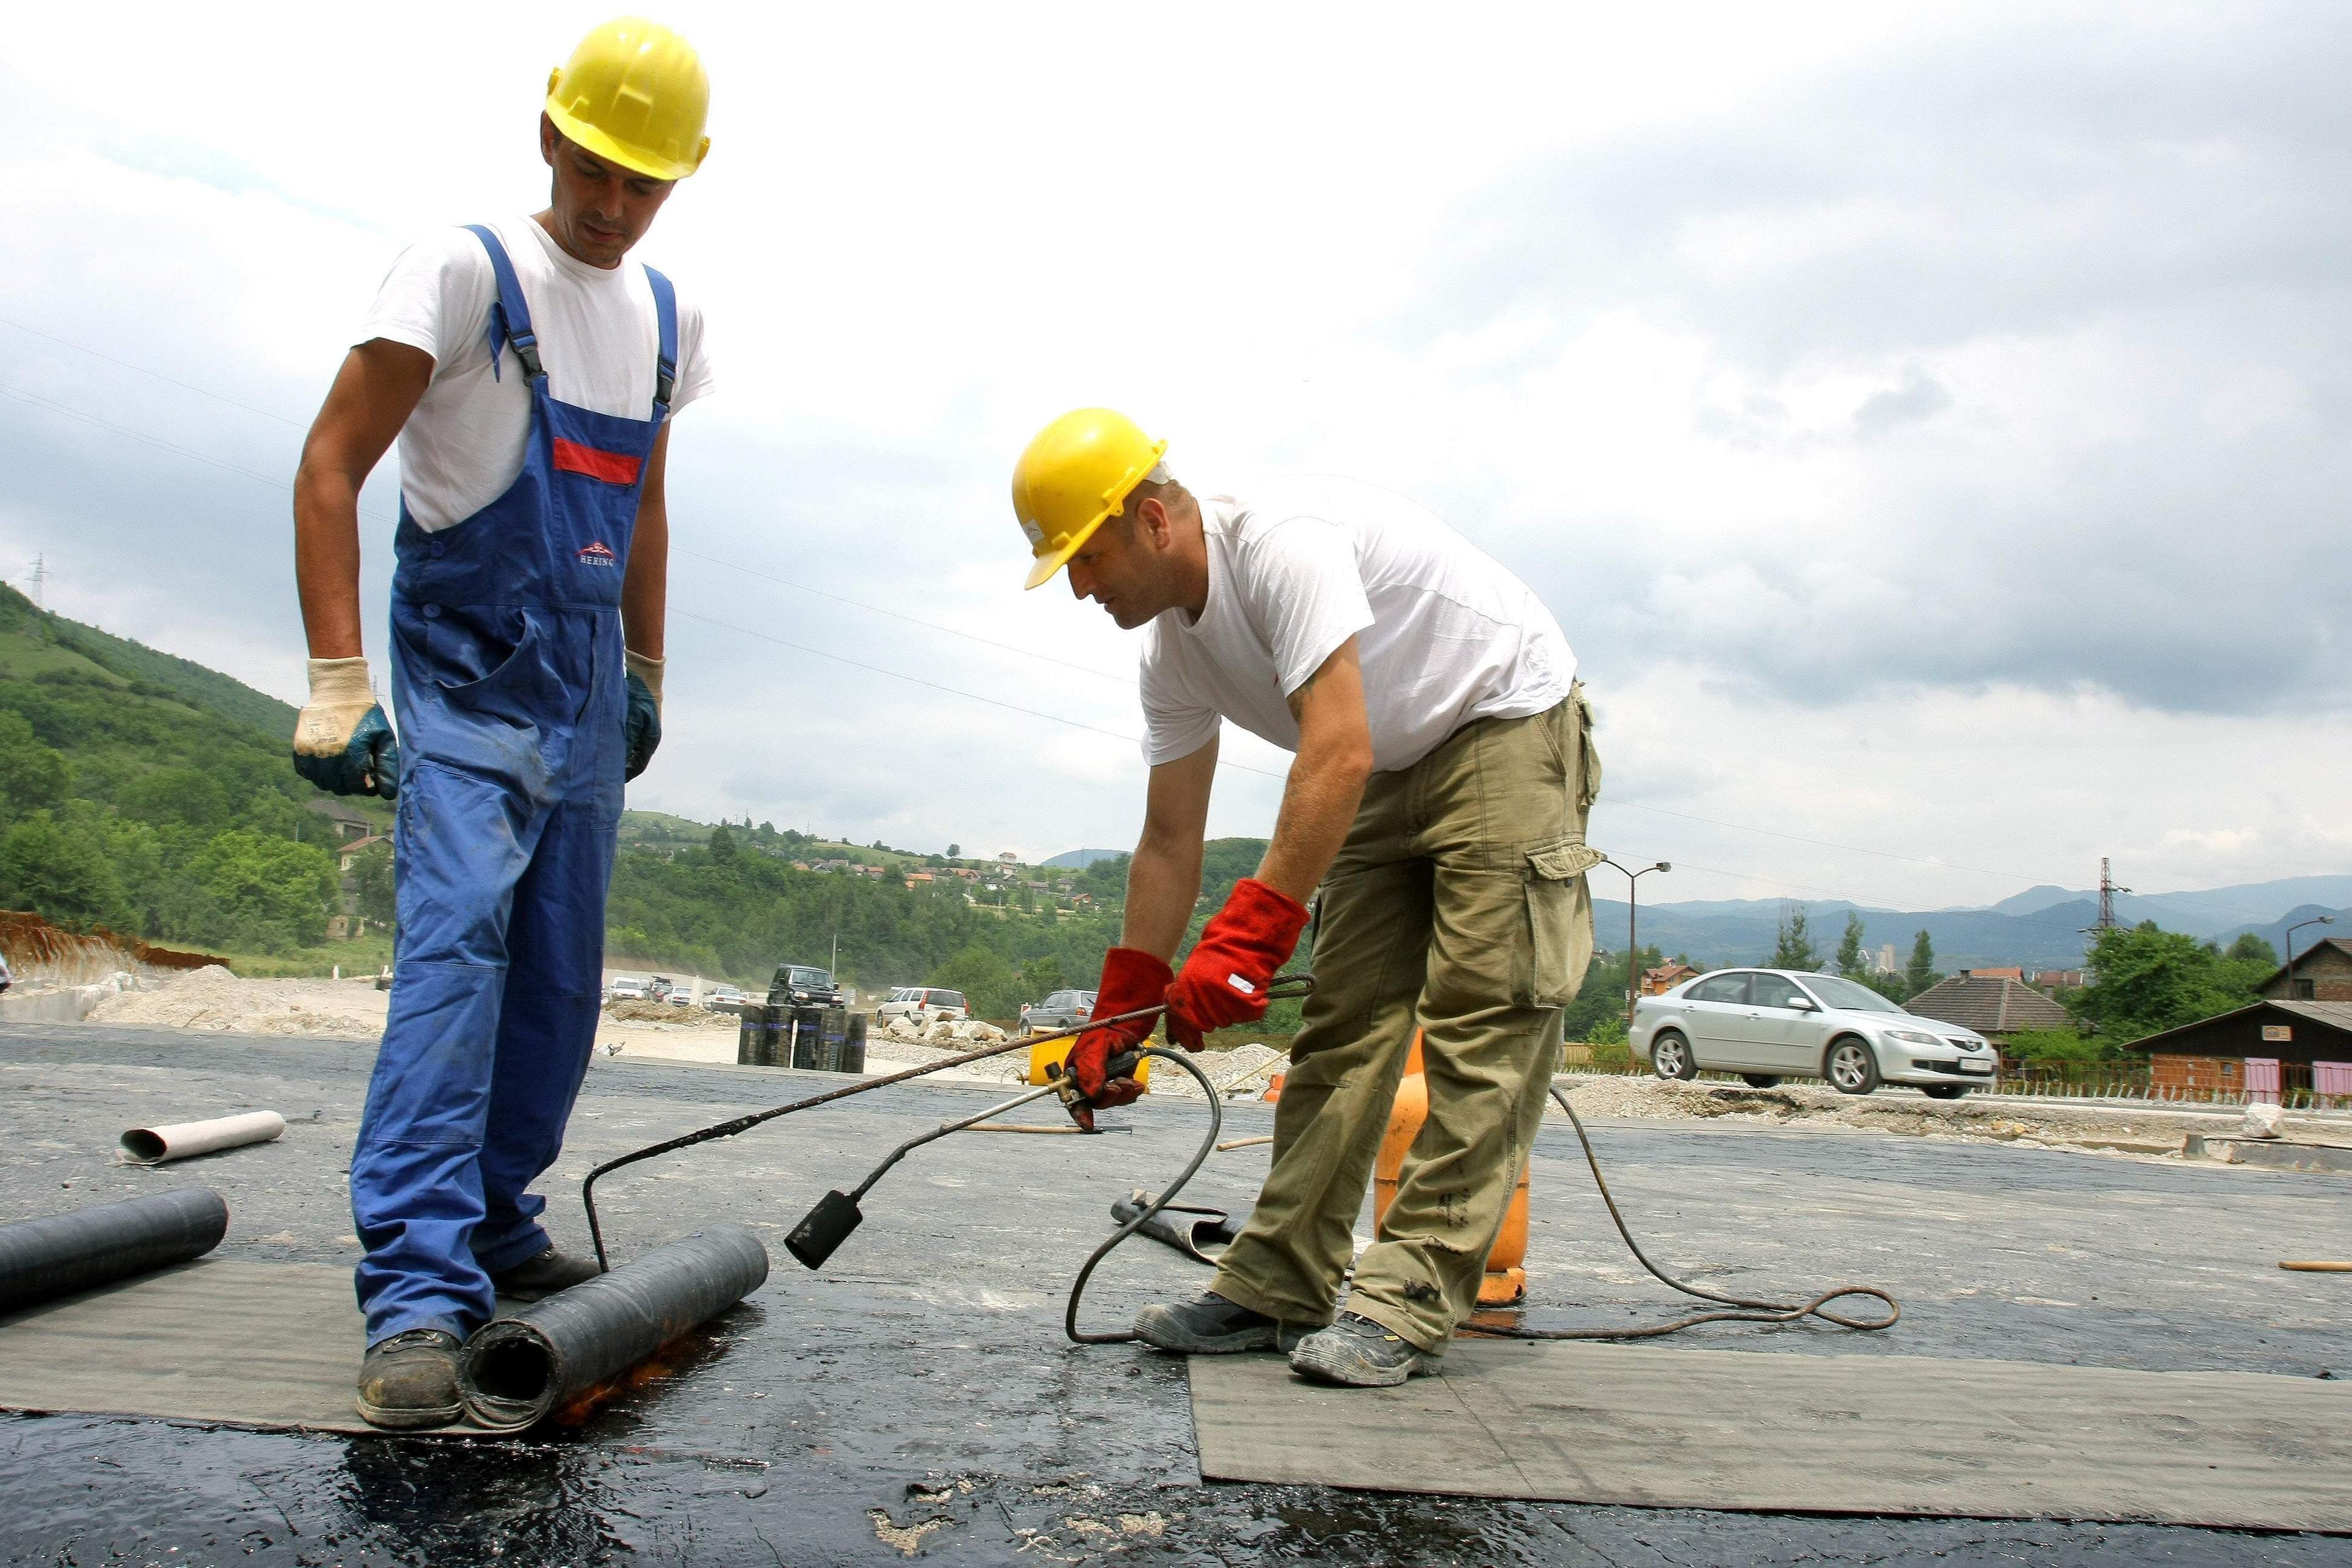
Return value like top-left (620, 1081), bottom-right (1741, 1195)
top-left (120, 1110), bottom-right (285, 1164)
top-left (0, 1188), bottom-right (229, 1313)
top-left (456, 1224), bottom-right (769, 1431)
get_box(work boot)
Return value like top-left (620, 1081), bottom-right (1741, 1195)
top-left (1289, 1313), bottom-right (1444, 1387)
top-left (1133, 1291), bottom-right (1308, 1355)
top-left (489, 1247), bottom-right (603, 1300)
top-left (355, 1329), bottom-right (462, 1429)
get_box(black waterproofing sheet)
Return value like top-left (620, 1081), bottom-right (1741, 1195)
top-left (1189, 1338), bottom-right (2352, 1532)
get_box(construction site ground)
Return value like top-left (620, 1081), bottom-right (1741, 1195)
top-left (1, 1018), bottom-right (2346, 1566)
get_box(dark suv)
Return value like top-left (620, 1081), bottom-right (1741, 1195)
top-left (768, 964), bottom-right (843, 1007)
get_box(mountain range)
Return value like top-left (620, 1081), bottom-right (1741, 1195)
top-left (1588, 878), bottom-right (2348, 971)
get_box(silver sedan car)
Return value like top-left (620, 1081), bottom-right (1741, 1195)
top-left (1630, 968), bottom-right (1996, 1098)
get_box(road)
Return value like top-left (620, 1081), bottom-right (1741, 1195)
top-left (1, 1021), bottom-right (2346, 1566)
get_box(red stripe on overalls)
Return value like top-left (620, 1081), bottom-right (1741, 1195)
top-left (551, 438), bottom-right (643, 485)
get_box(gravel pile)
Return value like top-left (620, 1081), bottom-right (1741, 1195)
top-left (86, 966), bottom-right (387, 1039)
top-left (1551, 1072), bottom-right (2275, 1153)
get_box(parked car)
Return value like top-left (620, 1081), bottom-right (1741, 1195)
top-left (647, 974), bottom-right (676, 1002)
top-left (1022, 989), bottom-right (1097, 1036)
top-left (768, 964), bottom-right (844, 1008)
top-left (1630, 968), bottom-right (1995, 1098)
top-left (666, 987), bottom-right (695, 1007)
top-left (876, 987), bottom-right (970, 1028)
top-left (705, 984), bottom-right (747, 1013)
top-left (606, 976), bottom-right (650, 1003)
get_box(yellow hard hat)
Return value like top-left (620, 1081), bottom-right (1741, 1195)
top-left (1011, 409), bottom-right (1170, 590)
top-left (546, 18), bottom-right (711, 182)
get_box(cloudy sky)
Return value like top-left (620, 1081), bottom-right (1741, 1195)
top-left (2, 2), bottom-right (2345, 912)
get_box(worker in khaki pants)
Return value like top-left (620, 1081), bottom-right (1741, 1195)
top-left (1010, 408), bottom-right (1597, 1387)
top-left (1211, 696), bottom-right (1597, 1359)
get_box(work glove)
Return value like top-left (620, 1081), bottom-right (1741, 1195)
top-left (1060, 947), bottom-right (1172, 1132)
top-left (624, 649), bottom-right (663, 781)
top-left (292, 657), bottom-right (399, 801)
top-left (1166, 878), bottom-right (1310, 1050)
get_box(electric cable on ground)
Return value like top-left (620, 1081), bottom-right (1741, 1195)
top-left (1471, 1084), bottom-right (1898, 1341)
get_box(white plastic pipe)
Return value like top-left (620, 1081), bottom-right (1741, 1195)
top-left (119, 1110), bottom-right (286, 1164)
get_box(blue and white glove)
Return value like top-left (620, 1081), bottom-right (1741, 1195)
top-left (292, 657), bottom-right (399, 800)
top-left (624, 649), bottom-right (663, 782)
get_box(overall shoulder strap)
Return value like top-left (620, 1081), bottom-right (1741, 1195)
top-left (464, 224), bottom-right (544, 383)
top-left (642, 264), bottom-right (679, 418)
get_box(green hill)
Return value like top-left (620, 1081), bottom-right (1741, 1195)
top-left (0, 584), bottom-right (300, 740)
top-left (0, 582), bottom-right (382, 960)
top-left (0, 584), bottom-right (1308, 1012)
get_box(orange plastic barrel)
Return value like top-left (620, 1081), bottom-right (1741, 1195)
top-left (1371, 1031), bottom-right (1529, 1306)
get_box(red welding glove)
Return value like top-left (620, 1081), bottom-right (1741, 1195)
top-left (1166, 878), bottom-right (1310, 1051)
top-left (1062, 947), bottom-right (1173, 1130)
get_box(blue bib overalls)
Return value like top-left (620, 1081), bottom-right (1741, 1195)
top-left (350, 225), bottom-right (677, 1344)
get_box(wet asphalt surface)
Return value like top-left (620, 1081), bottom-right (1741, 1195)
top-left (1, 1021), bottom-right (2348, 1567)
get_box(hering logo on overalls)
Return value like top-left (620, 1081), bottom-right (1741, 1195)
top-left (577, 541), bottom-right (617, 568)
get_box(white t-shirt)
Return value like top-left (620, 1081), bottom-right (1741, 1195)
top-left (358, 215), bottom-right (714, 532)
top-left (1139, 477), bottom-right (1574, 773)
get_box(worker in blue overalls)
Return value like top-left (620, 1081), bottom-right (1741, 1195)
top-left (290, 20), bottom-right (715, 1428)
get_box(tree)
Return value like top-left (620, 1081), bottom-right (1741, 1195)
top-left (190, 829), bottom-right (338, 952)
top-left (706, 824), bottom-right (738, 862)
top-left (0, 810), bottom-right (127, 927)
top-left (1834, 913), bottom-right (1869, 979)
top-left (349, 840), bottom-right (397, 928)
top-left (2069, 921), bottom-right (2266, 1043)
top-left (947, 843), bottom-right (961, 859)
top-left (2226, 932), bottom-right (2279, 967)
top-left (1019, 954), bottom-right (1067, 1001)
top-left (937, 943), bottom-right (1020, 1020)
top-left (1561, 943), bottom-right (1660, 1044)
top-left (1903, 930), bottom-right (1940, 998)
top-left (1769, 906), bottom-right (1819, 970)
top-left (0, 710), bottom-right (70, 818)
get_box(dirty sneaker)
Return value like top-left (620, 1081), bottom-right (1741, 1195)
top-left (355, 1329), bottom-right (462, 1429)
top-left (1288, 1313), bottom-right (1444, 1387)
top-left (489, 1247), bottom-right (602, 1300)
top-left (1133, 1291), bottom-right (1309, 1354)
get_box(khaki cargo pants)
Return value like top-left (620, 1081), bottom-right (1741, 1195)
top-left (1208, 687), bottom-right (1599, 1352)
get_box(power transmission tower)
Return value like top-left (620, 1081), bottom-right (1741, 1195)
top-left (2095, 856), bottom-right (2132, 930)
top-left (28, 554), bottom-right (45, 610)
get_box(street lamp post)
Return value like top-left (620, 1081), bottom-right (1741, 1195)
top-left (2284, 915), bottom-right (2337, 998)
top-left (1599, 858), bottom-right (1672, 1028)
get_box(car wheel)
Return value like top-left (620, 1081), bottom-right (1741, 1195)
top-left (1825, 1038), bottom-right (1881, 1096)
top-left (1740, 1074), bottom-right (1782, 1088)
top-left (1651, 1031), bottom-right (1698, 1082)
top-left (1921, 1084), bottom-right (1969, 1101)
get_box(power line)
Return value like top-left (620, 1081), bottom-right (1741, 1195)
top-left (0, 314), bottom-right (310, 429)
top-left (1603, 799), bottom-right (2052, 884)
top-left (0, 314), bottom-right (1132, 686)
top-left (1, 320), bottom-right (2179, 908)
top-left (672, 546), bottom-right (1128, 684)
top-left (671, 608), bottom-right (1287, 782)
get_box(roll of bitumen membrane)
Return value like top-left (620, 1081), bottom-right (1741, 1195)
top-left (456, 1224), bottom-right (769, 1431)
top-left (0, 1188), bottom-right (230, 1314)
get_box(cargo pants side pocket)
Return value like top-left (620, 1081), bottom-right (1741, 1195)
top-left (1573, 684), bottom-right (1602, 815)
top-left (1516, 836), bottom-right (1601, 1006)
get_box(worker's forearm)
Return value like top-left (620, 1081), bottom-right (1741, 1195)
top-left (1120, 834), bottom-right (1205, 962)
top-left (292, 466), bottom-right (367, 661)
top-left (1254, 747), bottom-right (1371, 905)
top-left (622, 500), bottom-right (668, 658)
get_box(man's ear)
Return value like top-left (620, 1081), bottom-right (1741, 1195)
top-left (1133, 496), bottom-right (1170, 548)
top-left (540, 113), bottom-right (560, 167)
